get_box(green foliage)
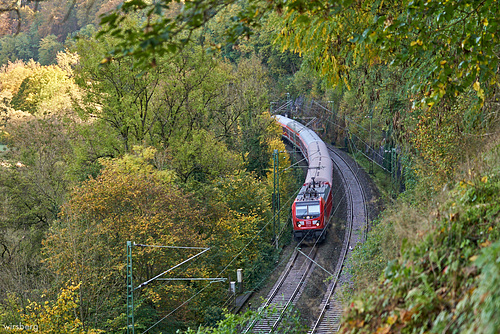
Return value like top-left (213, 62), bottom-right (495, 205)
top-left (206, 8), bottom-right (302, 99)
top-left (38, 35), bottom-right (64, 66)
top-left (97, 0), bottom-right (253, 65)
top-left (0, 59), bottom-right (40, 116)
top-left (250, 14), bottom-right (303, 99)
top-left (276, 1), bottom-right (374, 89)
top-left (40, 141), bottom-right (292, 330)
top-left (342, 154), bottom-right (500, 334)
top-left (181, 306), bottom-right (306, 334)
top-left (171, 129), bottom-right (242, 183)
top-left (369, 0), bottom-right (499, 108)
top-left (212, 170), bottom-right (270, 219)
top-left (73, 23), bottom-right (233, 152)
top-left (411, 97), bottom-right (470, 186)
top-left (461, 238), bottom-right (500, 334)
top-left (0, 33), bottom-right (38, 66)
top-left (276, 0), bottom-right (499, 108)
top-left (43, 147), bottom-right (205, 330)
top-left (22, 283), bottom-right (104, 334)
top-left (1, 116), bottom-right (73, 229)
top-left (239, 111), bottom-right (278, 178)
top-left (0, 114), bottom-right (77, 319)
top-left (0, 4), bottom-right (302, 332)
top-left (0, 59), bottom-right (40, 98)
top-left (333, 58), bottom-right (490, 192)
top-left (347, 219), bottom-right (392, 290)
top-left (0, 293), bottom-right (23, 325)
top-left (65, 121), bottom-right (121, 182)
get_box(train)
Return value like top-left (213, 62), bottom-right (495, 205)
top-left (274, 115), bottom-right (333, 242)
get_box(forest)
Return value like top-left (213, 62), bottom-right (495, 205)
top-left (0, 0), bottom-right (499, 333)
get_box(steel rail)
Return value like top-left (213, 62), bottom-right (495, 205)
top-left (309, 146), bottom-right (368, 333)
top-left (244, 246), bottom-right (318, 333)
top-left (269, 247), bottom-right (317, 332)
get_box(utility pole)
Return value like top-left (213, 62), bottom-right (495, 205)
top-left (270, 102), bottom-right (278, 115)
top-left (286, 92), bottom-right (291, 113)
top-left (369, 111), bottom-right (374, 174)
top-left (125, 243), bottom-right (214, 333)
top-left (272, 149), bottom-right (279, 249)
top-left (277, 151), bottom-right (280, 250)
top-left (392, 147), bottom-right (397, 195)
top-left (126, 241), bottom-right (135, 334)
top-left (327, 100), bottom-right (335, 119)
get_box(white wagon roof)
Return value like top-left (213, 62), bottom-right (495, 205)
top-left (275, 115), bottom-right (333, 185)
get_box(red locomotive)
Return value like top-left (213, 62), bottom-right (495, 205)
top-left (275, 115), bottom-right (333, 242)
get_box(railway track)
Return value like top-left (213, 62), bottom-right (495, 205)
top-left (308, 146), bottom-right (368, 333)
top-left (244, 145), bottom-right (369, 333)
top-left (244, 246), bottom-right (318, 333)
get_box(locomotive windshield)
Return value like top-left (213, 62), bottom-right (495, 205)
top-left (295, 202), bottom-right (321, 219)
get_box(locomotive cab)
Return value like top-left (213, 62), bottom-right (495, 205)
top-left (292, 180), bottom-right (332, 242)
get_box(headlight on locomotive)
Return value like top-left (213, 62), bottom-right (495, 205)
top-left (297, 221), bottom-right (305, 227)
top-left (313, 220), bottom-right (320, 226)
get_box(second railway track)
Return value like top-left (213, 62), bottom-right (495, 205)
top-left (244, 246), bottom-right (318, 333)
top-left (308, 146), bottom-right (368, 333)
top-left (245, 144), bottom-right (370, 333)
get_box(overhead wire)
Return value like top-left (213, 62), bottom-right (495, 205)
top-left (139, 113), bottom-right (352, 332)
top-left (140, 176), bottom-right (303, 333)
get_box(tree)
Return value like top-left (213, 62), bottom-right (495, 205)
top-left (10, 64), bottom-right (75, 115)
top-left (0, 33), bottom-right (37, 65)
top-left (207, 55), bottom-right (270, 151)
top-left (239, 111), bottom-right (281, 178)
top-left (1, 115), bottom-right (73, 230)
top-left (38, 34), bottom-right (63, 65)
top-left (72, 34), bottom-right (163, 152)
top-left (0, 114), bottom-right (74, 319)
top-left (42, 147), bottom-right (210, 330)
top-left (170, 129), bottom-right (242, 183)
top-left (72, 22), bottom-right (231, 152)
top-left (22, 283), bottom-right (103, 334)
top-left (0, 59), bottom-right (40, 114)
top-left (0, 59), bottom-right (40, 95)
top-left (98, 0), bottom-right (499, 109)
top-left (276, 0), bottom-right (499, 107)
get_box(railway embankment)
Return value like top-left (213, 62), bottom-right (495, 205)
top-left (341, 141), bottom-right (500, 333)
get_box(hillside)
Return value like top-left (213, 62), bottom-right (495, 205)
top-left (0, 0), bottom-right (499, 333)
top-left (342, 129), bottom-right (500, 333)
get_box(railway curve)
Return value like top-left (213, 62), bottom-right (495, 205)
top-left (308, 146), bottom-right (368, 333)
top-left (244, 119), bottom-right (378, 333)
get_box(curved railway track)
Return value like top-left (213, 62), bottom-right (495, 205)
top-left (244, 144), bottom-right (369, 333)
top-left (308, 146), bottom-right (368, 333)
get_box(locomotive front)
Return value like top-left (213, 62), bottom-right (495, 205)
top-left (274, 115), bottom-right (334, 242)
top-left (292, 179), bottom-right (332, 241)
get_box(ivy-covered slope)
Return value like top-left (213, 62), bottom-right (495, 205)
top-left (342, 145), bottom-right (500, 334)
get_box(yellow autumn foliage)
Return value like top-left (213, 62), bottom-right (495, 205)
top-left (21, 283), bottom-right (103, 334)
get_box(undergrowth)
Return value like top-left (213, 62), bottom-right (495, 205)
top-left (349, 150), bottom-right (395, 200)
top-left (341, 142), bottom-right (500, 333)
